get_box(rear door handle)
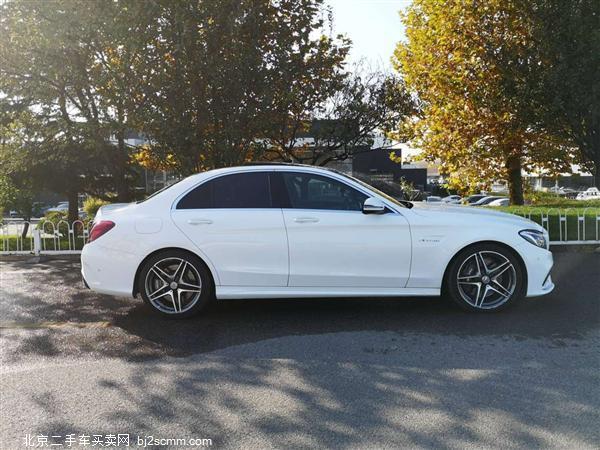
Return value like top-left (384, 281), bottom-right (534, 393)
top-left (187, 219), bottom-right (213, 225)
top-left (293, 217), bottom-right (319, 223)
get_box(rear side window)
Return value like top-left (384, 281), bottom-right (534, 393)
top-left (176, 181), bottom-right (211, 209)
top-left (177, 172), bottom-right (272, 209)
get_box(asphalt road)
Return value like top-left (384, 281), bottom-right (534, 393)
top-left (0, 251), bottom-right (599, 449)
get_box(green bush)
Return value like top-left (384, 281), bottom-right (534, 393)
top-left (83, 197), bottom-right (110, 218)
top-left (524, 191), bottom-right (600, 208)
top-left (42, 210), bottom-right (67, 224)
top-left (37, 210), bottom-right (90, 229)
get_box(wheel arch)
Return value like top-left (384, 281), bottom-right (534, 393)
top-left (132, 247), bottom-right (217, 297)
top-left (441, 240), bottom-right (528, 295)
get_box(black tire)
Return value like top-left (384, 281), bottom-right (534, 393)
top-left (137, 249), bottom-right (214, 318)
top-left (445, 243), bottom-right (525, 312)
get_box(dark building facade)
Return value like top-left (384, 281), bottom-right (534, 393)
top-left (352, 148), bottom-right (427, 191)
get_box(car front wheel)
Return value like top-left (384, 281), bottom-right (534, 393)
top-left (138, 250), bottom-right (214, 318)
top-left (445, 244), bottom-right (525, 312)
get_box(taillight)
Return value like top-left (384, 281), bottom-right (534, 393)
top-left (88, 220), bottom-right (115, 243)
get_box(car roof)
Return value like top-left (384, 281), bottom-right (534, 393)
top-left (183, 163), bottom-right (346, 183)
top-left (243, 162), bottom-right (313, 168)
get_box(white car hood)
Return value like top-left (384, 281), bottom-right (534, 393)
top-left (410, 202), bottom-right (543, 231)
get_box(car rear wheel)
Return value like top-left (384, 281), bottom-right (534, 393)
top-left (445, 244), bottom-right (525, 312)
top-left (138, 250), bottom-right (214, 318)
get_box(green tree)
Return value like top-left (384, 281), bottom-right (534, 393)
top-left (0, 0), bottom-right (151, 202)
top-left (0, 173), bottom-right (35, 235)
top-left (134, 0), bottom-right (350, 174)
top-left (394, 0), bottom-right (574, 203)
top-left (528, 0), bottom-right (600, 188)
top-left (0, 114), bottom-right (36, 236)
top-left (0, 102), bottom-right (110, 222)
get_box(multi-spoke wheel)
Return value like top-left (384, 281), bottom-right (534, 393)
top-left (138, 250), bottom-right (214, 318)
top-left (445, 244), bottom-right (525, 312)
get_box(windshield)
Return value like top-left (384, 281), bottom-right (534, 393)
top-left (333, 170), bottom-right (413, 209)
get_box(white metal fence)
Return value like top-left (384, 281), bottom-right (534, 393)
top-left (1, 220), bottom-right (89, 255)
top-left (1, 208), bottom-right (599, 255)
top-left (510, 207), bottom-right (600, 245)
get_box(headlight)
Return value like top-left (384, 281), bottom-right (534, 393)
top-left (519, 229), bottom-right (547, 249)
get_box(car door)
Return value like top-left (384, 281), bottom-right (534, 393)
top-left (278, 171), bottom-right (412, 288)
top-left (171, 171), bottom-right (289, 286)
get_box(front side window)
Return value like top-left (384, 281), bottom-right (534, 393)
top-left (281, 172), bottom-right (367, 211)
top-left (177, 172), bottom-right (271, 209)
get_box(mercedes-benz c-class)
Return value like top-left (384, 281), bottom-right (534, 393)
top-left (81, 164), bottom-right (554, 317)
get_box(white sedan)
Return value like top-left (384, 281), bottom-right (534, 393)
top-left (442, 195), bottom-right (462, 204)
top-left (487, 198), bottom-right (510, 207)
top-left (81, 164), bottom-right (554, 317)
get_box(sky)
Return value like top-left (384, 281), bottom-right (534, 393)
top-left (326, 0), bottom-right (412, 70)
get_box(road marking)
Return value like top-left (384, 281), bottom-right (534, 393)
top-left (0, 321), bottom-right (112, 330)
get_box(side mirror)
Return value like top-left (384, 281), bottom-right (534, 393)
top-left (362, 197), bottom-right (386, 215)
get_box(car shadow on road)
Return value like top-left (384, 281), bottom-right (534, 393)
top-left (2, 252), bottom-right (599, 362)
top-left (111, 251), bottom-right (599, 359)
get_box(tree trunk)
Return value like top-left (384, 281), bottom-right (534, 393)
top-left (593, 156), bottom-right (600, 189)
top-left (21, 221), bottom-right (29, 240)
top-left (67, 190), bottom-right (79, 223)
top-left (115, 170), bottom-right (130, 202)
top-left (506, 155), bottom-right (524, 205)
top-left (115, 132), bottom-right (131, 202)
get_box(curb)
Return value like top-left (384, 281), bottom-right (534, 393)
top-left (1, 254), bottom-right (81, 262)
top-left (550, 245), bottom-right (600, 253)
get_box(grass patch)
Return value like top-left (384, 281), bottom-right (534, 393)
top-left (1, 234), bottom-right (86, 252)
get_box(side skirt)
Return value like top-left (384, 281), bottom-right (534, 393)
top-left (216, 286), bottom-right (440, 300)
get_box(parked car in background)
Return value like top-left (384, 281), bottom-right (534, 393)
top-left (576, 187), bottom-right (600, 201)
top-left (442, 195), bottom-right (462, 204)
top-left (487, 198), bottom-right (510, 207)
top-left (82, 164), bottom-right (554, 317)
top-left (31, 202), bottom-right (46, 217)
top-left (464, 194), bottom-right (487, 204)
top-left (471, 196), bottom-right (505, 206)
top-left (425, 196), bottom-right (442, 203)
top-left (46, 201), bottom-right (69, 213)
top-left (44, 202), bottom-right (88, 219)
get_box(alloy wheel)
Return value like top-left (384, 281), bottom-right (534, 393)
top-left (144, 257), bottom-right (203, 314)
top-left (456, 251), bottom-right (517, 310)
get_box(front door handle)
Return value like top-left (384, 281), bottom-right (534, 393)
top-left (187, 219), bottom-right (213, 225)
top-left (293, 217), bottom-right (319, 223)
